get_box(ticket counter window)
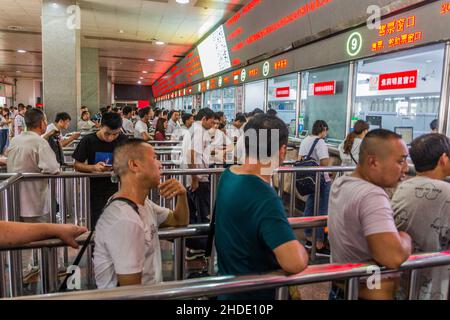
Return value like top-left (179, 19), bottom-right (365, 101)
top-left (244, 80), bottom-right (265, 114)
top-left (223, 87), bottom-right (236, 122)
top-left (354, 44), bottom-right (445, 139)
top-left (204, 90), bottom-right (222, 112)
top-left (183, 95), bottom-right (193, 111)
top-left (268, 73), bottom-right (298, 136)
top-left (300, 64), bottom-right (349, 144)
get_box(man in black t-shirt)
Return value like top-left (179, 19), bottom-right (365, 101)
top-left (72, 112), bottom-right (128, 228)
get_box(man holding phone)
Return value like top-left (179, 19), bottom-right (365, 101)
top-left (72, 112), bottom-right (128, 228)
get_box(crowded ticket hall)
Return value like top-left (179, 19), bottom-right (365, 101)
top-left (0, 0), bottom-right (450, 304)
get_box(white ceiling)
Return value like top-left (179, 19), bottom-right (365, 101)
top-left (0, 0), bottom-right (248, 85)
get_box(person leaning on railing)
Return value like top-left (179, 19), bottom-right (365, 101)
top-left (93, 138), bottom-right (189, 288)
top-left (0, 221), bottom-right (87, 248)
top-left (215, 114), bottom-right (309, 300)
top-left (392, 133), bottom-right (450, 300)
top-left (328, 129), bottom-right (412, 300)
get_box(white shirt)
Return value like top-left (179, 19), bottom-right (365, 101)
top-left (338, 138), bottom-right (363, 167)
top-left (78, 119), bottom-right (95, 131)
top-left (167, 119), bottom-right (180, 135)
top-left (227, 125), bottom-right (243, 142)
top-left (6, 131), bottom-right (60, 217)
top-left (134, 120), bottom-right (148, 139)
top-left (94, 198), bottom-right (170, 289)
top-left (299, 135), bottom-right (331, 182)
top-left (122, 117), bottom-right (134, 135)
top-left (210, 129), bottom-right (232, 164)
top-left (13, 114), bottom-right (25, 136)
top-left (181, 121), bottom-right (211, 183)
top-left (44, 123), bottom-right (70, 143)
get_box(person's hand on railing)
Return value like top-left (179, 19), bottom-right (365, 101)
top-left (93, 162), bottom-right (112, 172)
top-left (159, 178), bottom-right (187, 199)
top-left (53, 224), bottom-right (88, 249)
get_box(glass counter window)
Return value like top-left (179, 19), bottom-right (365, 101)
top-left (300, 64), bottom-right (350, 144)
top-left (183, 95), bottom-right (193, 111)
top-left (268, 73), bottom-right (298, 136)
top-left (244, 80), bottom-right (265, 114)
top-left (204, 90), bottom-right (222, 112)
top-left (223, 87), bottom-right (236, 123)
top-left (353, 43), bottom-right (445, 140)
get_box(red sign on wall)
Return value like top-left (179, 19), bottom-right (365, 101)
top-left (275, 87), bottom-right (290, 98)
top-left (313, 81), bottom-right (336, 95)
top-left (378, 70), bottom-right (418, 90)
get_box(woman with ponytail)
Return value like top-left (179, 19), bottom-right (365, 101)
top-left (339, 120), bottom-right (369, 166)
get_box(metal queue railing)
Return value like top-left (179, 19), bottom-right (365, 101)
top-left (8, 251), bottom-right (450, 300)
top-left (0, 217), bottom-right (327, 298)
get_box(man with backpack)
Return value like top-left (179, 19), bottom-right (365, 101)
top-left (94, 138), bottom-right (189, 288)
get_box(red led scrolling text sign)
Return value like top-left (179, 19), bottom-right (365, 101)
top-left (378, 70), bottom-right (418, 90)
top-left (442, 2), bottom-right (450, 14)
top-left (313, 81), bottom-right (336, 95)
top-left (371, 15), bottom-right (422, 52)
top-left (276, 87), bottom-right (290, 98)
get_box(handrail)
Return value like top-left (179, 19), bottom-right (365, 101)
top-left (0, 216), bottom-right (327, 251)
top-left (11, 251), bottom-right (450, 300)
top-left (0, 173), bottom-right (22, 192)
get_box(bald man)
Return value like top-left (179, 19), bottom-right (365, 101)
top-left (328, 129), bottom-right (412, 300)
top-left (93, 138), bottom-right (189, 289)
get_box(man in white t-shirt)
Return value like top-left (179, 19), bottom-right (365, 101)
top-left (392, 133), bottom-right (450, 300)
top-left (121, 106), bottom-right (134, 136)
top-left (166, 110), bottom-right (181, 136)
top-left (94, 139), bottom-right (189, 288)
top-left (134, 107), bottom-right (152, 141)
top-left (227, 113), bottom-right (246, 144)
top-left (328, 129), bottom-right (412, 300)
top-left (298, 120), bottom-right (331, 252)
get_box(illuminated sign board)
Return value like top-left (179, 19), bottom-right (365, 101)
top-left (378, 70), bottom-right (418, 90)
top-left (310, 81), bottom-right (336, 96)
top-left (197, 25), bottom-right (232, 78)
top-left (276, 87), bottom-right (290, 98)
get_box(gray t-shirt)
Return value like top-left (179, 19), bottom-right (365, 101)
top-left (329, 175), bottom-right (398, 264)
top-left (392, 176), bottom-right (450, 300)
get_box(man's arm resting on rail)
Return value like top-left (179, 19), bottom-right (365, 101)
top-left (366, 231), bottom-right (412, 269)
top-left (273, 240), bottom-right (309, 274)
top-left (0, 221), bottom-right (87, 248)
top-left (159, 179), bottom-right (189, 227)
top-left (74, 160), bottom-right (109, 173)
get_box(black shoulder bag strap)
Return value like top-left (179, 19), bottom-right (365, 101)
top-left (349, 151), bottom-right (358, 165)
top-left (305, 138), bottom-right (320, 161)
top-left (205, 203), bottom-right (216, 259)
top-left (58, 197), bottom-right (139, 292)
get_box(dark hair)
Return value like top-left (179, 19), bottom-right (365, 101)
top-left (194, 108), bottom-right (215, 121)
top-left (112, 107), bottom-right (119, 113)
top-left (18, 104), bottom-right (26, 111)
top-left (234, 113), bottom-right (246, 123)
top-left (25, 108), bottom-right (45, 129)
top-left (244, 114), bottom-right (289, 159)
top-left (100, 107), bottom-right (108, 115)
top-left (101, 112), bottom-right (122, 130)
top-left (154, 109), bottom-right (161, 117)
top-left (410, 134), bottom-right (450, 172)
top-left (138, 107), bottom-right (151, 119)
top-left (359, 129), bottom-right (402, 163)
top-left (430, 119), bottom-right (438, 131)
top-left (162, 110), bottom-right (169, 117)
top-left (250, 108), bottom-right (264, 117)
top-left (214, 112), bottom-right (222, 120)
top-left (182, 113), bottom-right (193, 125)
top-left (343, 120), bottom-right (369, 154)
top-left (81, 111), bottom-right (90, 119)
top-left (216, 111), bottom-right (224, 119)
top-left (312, 120), bottom-right (329, 136)
top-left (122, 106), bottom-right (132, 116)
top-left (266, 109), bottom-right (277, 117)
top-left (155, 117), bottom-right (167, 136)
top-left (169, 110), bottom-right (179, 119)
top-left (55, 112), bottom-right (71, 123)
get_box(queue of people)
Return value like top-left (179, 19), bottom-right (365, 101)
top-left (0, 102), bottom-right (449, 301)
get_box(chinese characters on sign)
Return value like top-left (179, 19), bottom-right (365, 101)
top-left (378, 70), bottom-right (418, 90)
top-left (371, 15), bottom-right (422, 52)
top-left (441, 2), bottom-right (450, 15)
top-left (275, 87), bottom-right (290, 98)
top-left (310, 81), bottom-right (336, 96)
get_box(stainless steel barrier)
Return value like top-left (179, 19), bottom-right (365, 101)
top-left (0, 216), bottom-right (327, 298)
top-left (11, 251), bottom-right (450, 300)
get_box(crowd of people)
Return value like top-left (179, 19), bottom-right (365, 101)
top-left (0, 102), bottom-right (448, 300)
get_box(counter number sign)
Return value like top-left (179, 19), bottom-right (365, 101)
top-left (347, 32), bottom-right (363, 57)
top-left (263, 61), bottom-right (270, 77)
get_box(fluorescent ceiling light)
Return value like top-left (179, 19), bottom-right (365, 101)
top-left (176, 0), bottom-right (190, 4)
top-left (17, 49), bottom-right (27, 53)
top-left (155, 40), bottom-right (165, 45)
top-left (137, 81), bottom-right (142, 84)
top-left (147, 58), bottom-right (155, 62)
top-left (142, 71), bottom-right (148, 74)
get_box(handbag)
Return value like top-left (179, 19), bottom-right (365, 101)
top-left (294, 138), bottom-right (325, 196)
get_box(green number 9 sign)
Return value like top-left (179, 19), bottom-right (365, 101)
top-left (346, 32), bottom-right (363, 57)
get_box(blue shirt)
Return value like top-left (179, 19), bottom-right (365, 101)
top-left (215, 167), bottom-right (296, 299)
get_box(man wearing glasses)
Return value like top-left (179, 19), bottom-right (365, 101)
top-left (72, 112), bottom-right (128, 228)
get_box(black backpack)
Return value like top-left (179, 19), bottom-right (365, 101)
top-left (294, 138), bottom-right (325, 196)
